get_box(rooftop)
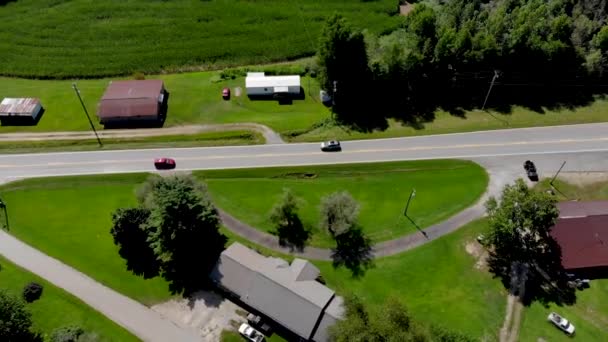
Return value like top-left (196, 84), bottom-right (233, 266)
top-left (211, 243), bottom-right (343, 342)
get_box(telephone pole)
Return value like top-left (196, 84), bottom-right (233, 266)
top-left (481, 70), bottom-right (500, 111)
top-left (72, 83), bottom-right (102, 147)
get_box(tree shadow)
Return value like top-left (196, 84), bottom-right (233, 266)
top-left (165, 232), bottom-right (228, 297)
top-left (329, 68), bottom-right (606, 134)
top-left (186, 289), bottom-right (224, 309)
top-left (110, 207), bottom-right (160, 279)
top-left (331, 227), bottom-right (374, 278)
top-left (271, 216), bottom-right (310, 252)
top-left (0, 0), bottom-right (17, 6)
top-left (487, 235), bottom-right (576, 307)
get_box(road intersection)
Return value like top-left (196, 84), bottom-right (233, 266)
top-left (1, 122), bottom-right (608, 341)
top-left (1, 123), bottom-right (608, 182)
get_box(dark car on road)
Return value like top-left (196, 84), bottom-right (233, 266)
top-left (524, 160), bottom-right (538, 181)
top-left (154, 158), bottom-right (176, 170)
top-left (320, 140), bottom-right (341, 152)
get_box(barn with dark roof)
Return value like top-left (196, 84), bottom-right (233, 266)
top-left (97, 80), bottom-right (168, 127)
top-left (551, 201), bottom-right (608, 278)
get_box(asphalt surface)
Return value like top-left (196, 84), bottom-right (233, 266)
top-left (1, 122), bottom-right (608, 341)
top-left (1, 123), bottom-right (608, 182)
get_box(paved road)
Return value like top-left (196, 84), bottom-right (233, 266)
top-left (1, 123), bottom-right (607, 182)
top-left (0, 230), bottom-right (201, 342)
top-left (1, 123), bottom-right (608, 340)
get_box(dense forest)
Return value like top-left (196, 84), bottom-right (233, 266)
top-left (318, 0), bottom-right (608, 128)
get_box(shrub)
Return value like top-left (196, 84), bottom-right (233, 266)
top-left (132, 72), bottom-right (146, 80)
top-left (22, 282), bottom-right (43, 303)
top-left (50, 326), bottom-right (84, 342)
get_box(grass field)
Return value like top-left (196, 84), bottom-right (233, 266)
top-left (1, 173), bottom-right (173, 305)
top-left (0, 71), bottom-right (329, 134)
top-left (0, 256), bottom-right (137, 341)
top-left (195, 160), bottom-right (488, 248)
top-left (0, 130), bottom-right (263, 154)
top-left (0, 0), bottom-right (401, 78)
top-left (3, 70), bottom-right (608, 143)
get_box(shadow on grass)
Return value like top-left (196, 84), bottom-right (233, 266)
top-left (328, 73), bottom-right (608, 134)
top-left (331, 227), bottom-right (374, 278)
top-left (487, 235), bottom-right (576, 307)
top-left (0, 107), bottom-right (45, 127)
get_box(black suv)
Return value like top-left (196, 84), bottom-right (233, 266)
top-left (524, 160), bottom-right (538, 181)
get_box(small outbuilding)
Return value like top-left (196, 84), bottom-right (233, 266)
top-left (97, 80), bottom-right (168, 127)
top-left (0, 98), bottom-right (43, 124)
top-left (245, 72), bottom-right (301, 97)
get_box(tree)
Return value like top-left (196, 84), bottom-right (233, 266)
top-left (110, 207), bottom-right (159, 279)
top-left (485, 178), bottom-right (573, 304)
top-left (141, 175), bottom-right (227, 295)
top-left (22, 282), bottom-right (43, 303)
top-left (319, 191), bottom-right (360, 236)
top-left (0, 290), bottom-right (40, 341)
top-left (269, 188), bottom-right (309, 251)
top-left (316, 14), bottom-right (371, 125)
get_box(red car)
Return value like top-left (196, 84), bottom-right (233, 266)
top-left (222, 87), bottom-right (231, 100)
top-left (154, 158), bottom-right (176, 170)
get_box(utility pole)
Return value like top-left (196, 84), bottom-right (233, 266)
top-left (72, 83), bottom-right (103, 147)
top-left (550, 161), bottom-right (567, 186)
top-left (403, 188), bottom-right (416, 216)
top-left (481, 70), bottom-right (500, 111)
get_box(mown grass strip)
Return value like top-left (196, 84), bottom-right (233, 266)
top-left (0, 130), bottom-right (264, 154)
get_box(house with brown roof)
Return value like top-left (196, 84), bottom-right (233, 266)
top-left (210, 243), bottom-right (343, 342)
top-left (551, 201), bottom-right (608, 278)
top-left (97, 80), bottom-right (168, 127)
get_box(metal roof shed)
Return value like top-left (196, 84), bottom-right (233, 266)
top-left (210, 243), bottom-right (343, 342)
top-left (245, 72), bottom-right (301, 96)
top-left (0, 98), bottom-right (43, 120)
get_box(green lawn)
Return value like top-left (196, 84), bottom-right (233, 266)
top-left (314, 219), bottom-right (506, 340)
top-left (0, 0), bottom-right (401, 78)
top-left (1, 173), bottom-right (173, 305)
top-left (0, 130), bottom-right (263, 154)
top-left (0, 71), bottom-right (329, 134)
top-left (3, 70), bottom-right (608, 142)
top-left (0, 256), bottom-right (137, 341)
top-left (195, 160), bottom-right (488, 248)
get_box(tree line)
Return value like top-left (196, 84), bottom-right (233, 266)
top-left (317, 0), bottom-right (608, 129)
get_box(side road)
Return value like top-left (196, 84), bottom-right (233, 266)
top-left (0, 230), bottom-right (201, 342)
top-left (218, 152), bottom-right (608, 260)
top-left (0, 123), bottom-right (285, 145)
top-left (219, 160), bottom-right (515, 261)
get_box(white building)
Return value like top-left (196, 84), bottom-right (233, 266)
top-left (245, 72), bottom-right (301, 96)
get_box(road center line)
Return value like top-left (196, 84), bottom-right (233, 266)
top-left (1, 136), bottom-right (607, 169)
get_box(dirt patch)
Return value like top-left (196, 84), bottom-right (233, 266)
top-left (465, 241), bottom-right (489, 271)
top-left (399, 2), bottom-right (414, 16)
top-left (151, 290), bottom-right (244, 341)
top-left (557, 171), bottom-right (608, 186)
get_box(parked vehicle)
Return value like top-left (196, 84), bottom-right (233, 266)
top-left (222, 87), bottom-right (231, 100)
top-left (547, 312), bottom-right (575, 335)
top-left (238, 323), bottom-right (265, 342)
top-left (154, 158), bottom-right (176, 170)
top-left (247, 313), bottom-right (273, 335)
top-left (523, 160), bottom-right (538, 181)
top-left (320, 140), bottom-right (341, 152)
